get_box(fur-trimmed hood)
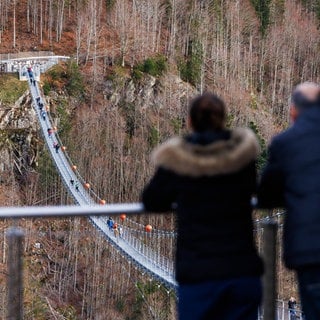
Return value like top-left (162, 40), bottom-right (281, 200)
top-left (151, 128), bottom-right (260, 177)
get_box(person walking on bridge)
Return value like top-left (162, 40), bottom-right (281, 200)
top-left (288, 297), bottom-right (297, 320)
top-left (258, 82), bottom-right (320, 320)
top-left (53, 142), bottom-right (60, 153)
top-left (142, 93), bottom-right (263, 320)
top-left (107, 217), bottom-right (114, 231)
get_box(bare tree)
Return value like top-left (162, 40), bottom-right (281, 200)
top-left (12, 0), bottom-right (15, 48)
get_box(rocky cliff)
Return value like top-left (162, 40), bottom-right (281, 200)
top-left (0, 90), bottom-right (40, 185)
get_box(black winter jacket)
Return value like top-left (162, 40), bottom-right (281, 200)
top-left (142, 128), bottom-right (263, 284)
top-left (258, 107), bottom-right (320, 269)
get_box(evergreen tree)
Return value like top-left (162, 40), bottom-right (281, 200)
top-left (250, 0), bottom-right (272, 35)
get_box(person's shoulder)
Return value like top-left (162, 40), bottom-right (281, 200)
top-left (270, 126), bottom-right (296, 149)
top-left (151, 128), bottom-right (260, 177)
top-left (151, 136), bottom-right (185, 169)
top-left (226, 127), bottom-right (260, 163)
top-left (230, 127), bottom-right (260, 150)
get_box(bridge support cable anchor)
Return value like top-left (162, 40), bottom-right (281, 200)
top-left (261, 220), bottom-right (278, 320)
top-left (7, 227), bottom-right (24, 320)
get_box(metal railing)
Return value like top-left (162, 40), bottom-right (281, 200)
top-left (0, 51), bottom-right (54, 61)
top-left (3, 205), bottom-right (294, 320)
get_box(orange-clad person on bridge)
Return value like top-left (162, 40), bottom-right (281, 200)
top-left (142, 92), bottom-right (263, 320)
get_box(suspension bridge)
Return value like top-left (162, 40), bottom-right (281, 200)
top-left (25, 67), bottom-right (178, 290)
top-left (0, 63), bottom-right (304, 319)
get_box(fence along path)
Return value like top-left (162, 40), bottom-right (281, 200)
top-left (26, 71), bottom-right (177, 290)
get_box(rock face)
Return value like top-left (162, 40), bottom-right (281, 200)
top-left (105, 73), bottom-right (197, 115)
top-left (0, 91), bottom-right (39, 179)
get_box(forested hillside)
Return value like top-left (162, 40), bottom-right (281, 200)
top-left (1, 1), bottom-right (320, 133)
top-left (0, 0), bottom-right (320, 319)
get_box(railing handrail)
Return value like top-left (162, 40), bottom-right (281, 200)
top-left (1, 55), bottom-right (70, 62)
top-left (0, 203), bottom-right (144, 218)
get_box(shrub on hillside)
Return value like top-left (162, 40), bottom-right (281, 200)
top-left (42, 81), bottom-right (51, 95)
top-left (178, 40), bottom-right (203, 87)
top-left (44, 62), bottom-right (85, 99)
top-left (133, 55), bottom-right (167, 78)
top-left (249, 121), bottom-right (267, 171)
top-left (66, 61), bottom-right (85, 99)
top-left (0, 74), bottom-right (28, 104)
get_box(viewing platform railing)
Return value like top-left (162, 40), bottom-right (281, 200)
top-left (1, 205), bottom-right (298, 320)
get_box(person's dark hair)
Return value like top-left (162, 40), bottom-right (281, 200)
top-left (189, 93), bottom-right (226, 132)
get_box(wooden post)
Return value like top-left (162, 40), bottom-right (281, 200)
top-left (261, 221), bottom-right (278, 320)
top-left (7, 227), bottom-right (24, 320)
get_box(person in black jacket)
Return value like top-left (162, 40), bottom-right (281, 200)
top-left (142, 93), bottom-right (263, 320)
top-left (258, 82), bottom-right (320, 320)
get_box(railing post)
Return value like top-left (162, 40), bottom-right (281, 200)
top-left (261, 220), bottom-right (278, 320)
top-left (7, 227), bottom-right (24, 320)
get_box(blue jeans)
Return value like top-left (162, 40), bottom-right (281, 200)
top-left (178, 276), bottom-right (262, 320)
top-left (297, 266), bottom-right (320, 320)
